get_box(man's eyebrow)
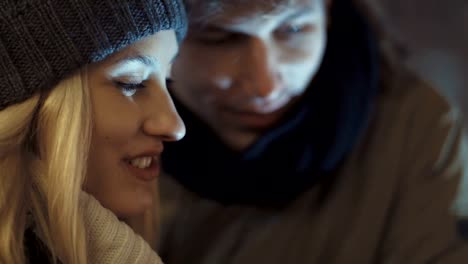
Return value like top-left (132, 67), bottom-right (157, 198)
top-left (189, 21), bottom-right (225, 32)
top-left (281, 6), bottom-right (317, 22)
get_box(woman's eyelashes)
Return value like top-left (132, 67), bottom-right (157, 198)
top-left (113, 78), bottom-right (175, 97)
top-left (114, 80), bottom-right (146, 97)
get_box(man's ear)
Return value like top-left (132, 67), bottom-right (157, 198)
top-left (325, 0), bottom-right (333, 11)
top-left (325, 0), bottom-right (333, 27)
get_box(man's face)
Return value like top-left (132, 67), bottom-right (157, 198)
top-left (172, 0), bottom-right (328, 150)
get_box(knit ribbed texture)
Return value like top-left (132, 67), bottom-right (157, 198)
top-left (0, 0), bottom-right (187, 110)
top-left (80, 192), bottom-right (163, 263)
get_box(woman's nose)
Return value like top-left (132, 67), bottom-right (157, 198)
top-left (142, 85), bottom-right (186, 142)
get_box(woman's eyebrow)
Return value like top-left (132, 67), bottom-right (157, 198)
top-left (115, 55), bottom-right (161, 68)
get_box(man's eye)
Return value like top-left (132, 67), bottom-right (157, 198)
top-left (166, 78), bottom-right (175, 87)
top-left (114, 81), bottom-right (146, 97)
top-left (275, 24), bottom-right (316, 39)
top-left (198, 32), bottom-right (232, 44)
top-left (193, 29), bottom-right (242, 45)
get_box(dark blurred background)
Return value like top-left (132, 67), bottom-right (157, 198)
top-left (367, 0), bottom-right (468, 128)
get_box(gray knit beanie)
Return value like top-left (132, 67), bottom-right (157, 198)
top-left (0, 0), bottom-right (187, 110)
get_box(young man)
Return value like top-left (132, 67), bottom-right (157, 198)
top-left (159, 0), bottom-right (468, 263)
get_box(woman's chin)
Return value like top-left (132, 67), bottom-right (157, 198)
top-left (112, 196), bottom-right (154, 220)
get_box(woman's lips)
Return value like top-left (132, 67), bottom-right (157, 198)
top-left (124, 153), bottom-right (162, 182)
top-left (125, 158), bottom-right (160, 182)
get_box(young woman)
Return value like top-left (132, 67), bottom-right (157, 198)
top-left (159, 0), bottom-right (468, 263)
top-left (0, 0), bottom-right (187, 263)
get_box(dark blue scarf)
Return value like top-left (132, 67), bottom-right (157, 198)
top-left (163, 0), bottom-right (380, 207)
top-left (24, 227), bottom-right (56, 263)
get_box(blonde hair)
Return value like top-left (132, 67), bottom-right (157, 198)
top-left (0, 70), bottom-right (91, 263)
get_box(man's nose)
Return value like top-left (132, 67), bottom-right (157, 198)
top-left (238, 37), bottom-right (283, 100)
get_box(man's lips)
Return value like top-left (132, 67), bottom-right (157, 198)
top-left (221, 106), bottom-right (288, 129)
top-left (225, 94), bottom-right (291, 114)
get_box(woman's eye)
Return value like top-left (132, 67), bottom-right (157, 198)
top-left (114, 81), bottom-right (146, 97)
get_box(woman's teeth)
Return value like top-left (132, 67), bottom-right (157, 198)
top-left (129, 156), bottom-right (154, 169)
